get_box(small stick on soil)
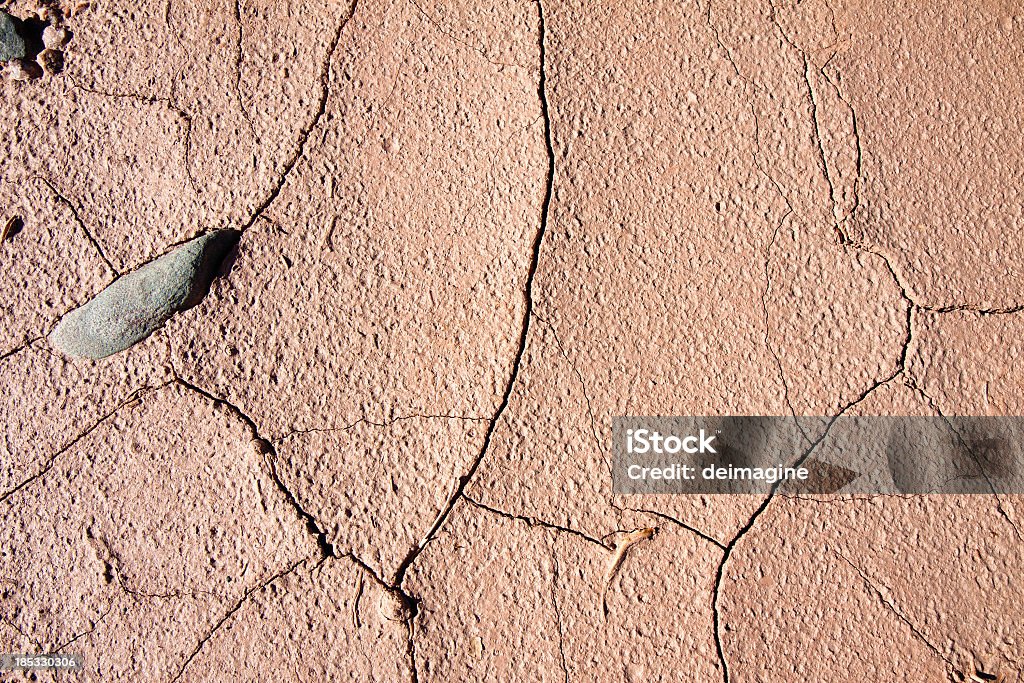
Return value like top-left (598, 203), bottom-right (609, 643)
top-left (601, 527), bottom-right (657, 619)
top-left (351, 572), bottom-right (364, 629)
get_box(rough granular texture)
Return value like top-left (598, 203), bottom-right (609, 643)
top-left (1, 0), bottom-right (1022, 681)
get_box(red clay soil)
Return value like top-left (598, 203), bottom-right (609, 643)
top-left (1, 0), bottom-right (1022, 681)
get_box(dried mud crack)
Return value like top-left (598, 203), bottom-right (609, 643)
top-left (171, 376), bottom-right (336, 561)
top-left (391, 0), bottom-right (557, 591)
top-left (169, 558), bottom-right (309, 683)
top-left (238, 0), bottom-right (358, 234)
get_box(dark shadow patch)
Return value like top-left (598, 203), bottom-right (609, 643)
top-left (11, 14), bottom-right (45, 62)
top-left (180, 229), bottom-right (241, 311)
top-left (216, 234), bottom-right (242, 279)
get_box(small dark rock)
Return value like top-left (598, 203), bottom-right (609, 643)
top-left (0, 11), bottom-right (26, 62)
top-left (37, 47), bottom-right (61, 74)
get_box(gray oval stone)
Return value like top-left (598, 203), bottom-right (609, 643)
top-left (0, 12), bottom-right (26, 63)
top-left (50, 231), bottom-right (238, 359)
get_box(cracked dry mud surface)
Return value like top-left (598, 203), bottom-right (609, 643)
top-left (2, 0), bottom-right (1023, 681)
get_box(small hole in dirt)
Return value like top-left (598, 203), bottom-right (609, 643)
top-left (403, 594), bottom-right (419, 621)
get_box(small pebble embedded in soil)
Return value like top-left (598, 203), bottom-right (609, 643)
top-left (378, 590), bottom-right (413, 623)
top-left (7, 58), bottom-right (41, 80)
top-left (41, 24), bottom-right (68, 49)
top-left (37, 46), bottom-right (61, 73)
